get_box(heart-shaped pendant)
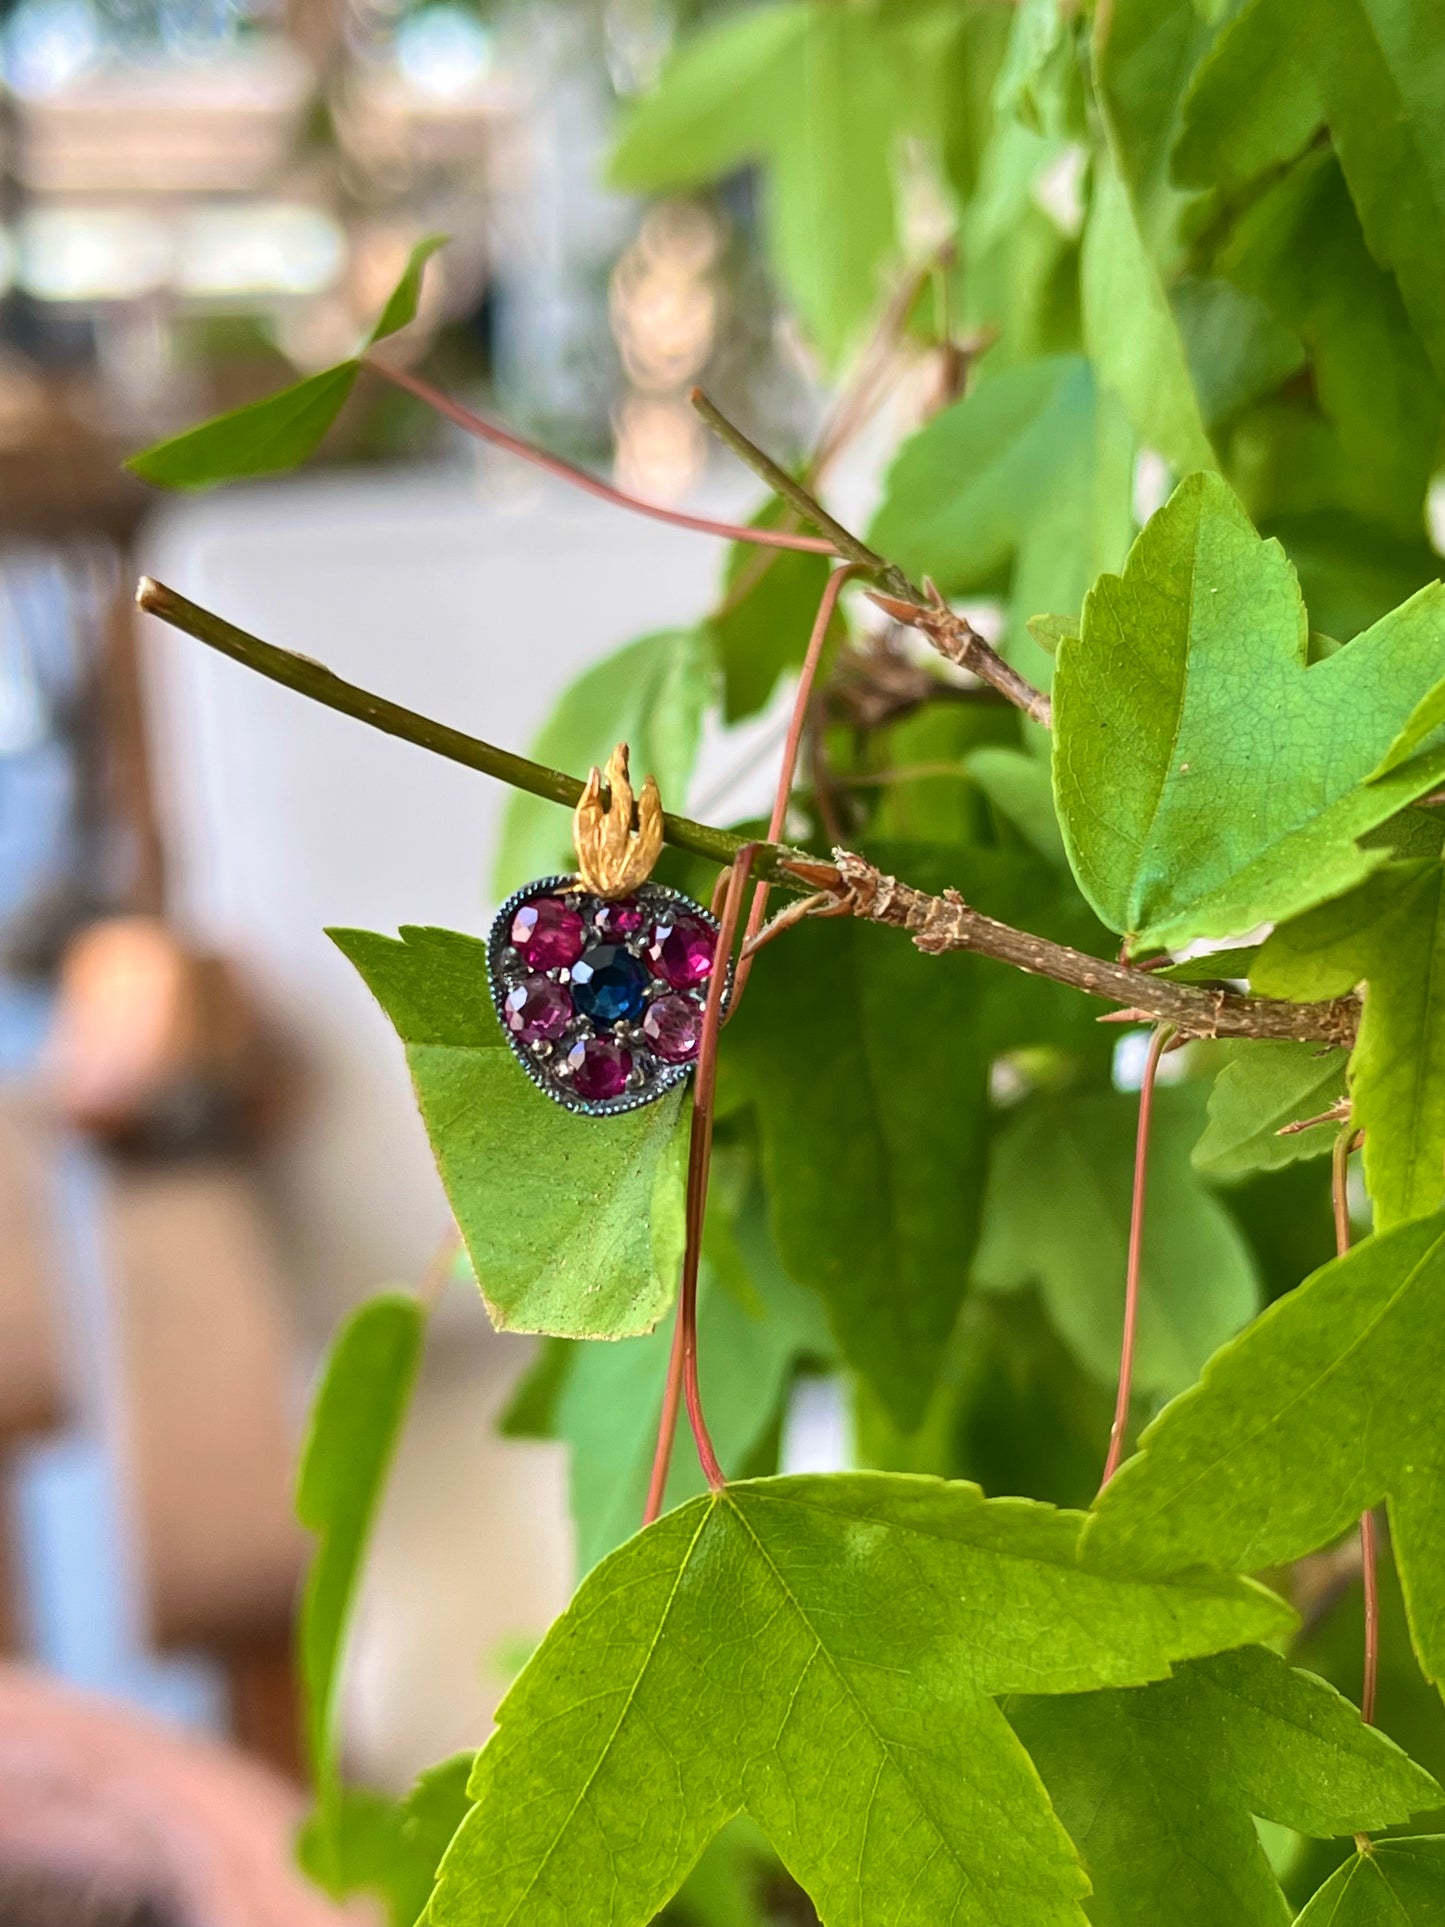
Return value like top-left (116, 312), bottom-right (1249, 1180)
top-left (487, 875), bottom-right (727, 1115)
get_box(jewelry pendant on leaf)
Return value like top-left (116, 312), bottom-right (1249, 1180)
top-left (487, 743), bottom-right (729, 1116)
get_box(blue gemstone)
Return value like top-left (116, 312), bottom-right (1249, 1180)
top-left (570, 944), bottom-right (648, 1025)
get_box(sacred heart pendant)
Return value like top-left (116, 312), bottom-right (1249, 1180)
top-left (487, 875), bottom-right (726, 1116)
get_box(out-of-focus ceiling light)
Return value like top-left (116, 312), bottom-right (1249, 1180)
top-left (394, 3), bottom-right (492, 100)
top-left (4, 0), bottom-right (101, 96)
top-left (176, 203), bottom-right (345, 296)
top-left (18, 207), bottom-right (172, 300)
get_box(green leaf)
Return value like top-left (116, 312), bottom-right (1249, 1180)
top-left (1254, 863), bottom-right (1445, 1228)
top-left (491, 630), bottom-right (713, 899)
top-left (867, 355), bottom-right (1135, 681)
top-left (976, 1084), bottom-right (1260, 1401)
top-left (331, 925), bottom-right (688, 1337)
top-left (298, 1753), bottom-right (473, 1927)
top-left (366, 233), bottom-right (450, 346)
top-left (1093, 0), bottom-right (1214, 230)
top-left (1086, 1207), bottom-right (1445, 1690)
top-left (1081, 149), bottom-right (1215, 477)
top-left (430, 1476), bottom-right (1292, 1927)
top-left (1010, 1646), bottom-right (1442, 1927)
top-left (1295, 1838), bottom-right (1445, 1923)
top-left (296, 1293), bottom-right (426, 1836)
top-left (609, 4), bottom-right (808, 191)
top-left (1219, 153), bottom-right (1444, 540)
top-left (1053, 471), bottom-right (1445, 951)
top-left (707, 506), bottom-right (835, 725)
top-left (1173, 0), bottom-right (1324, 192)
top-left (964, 745), bottom-right (1068, 864)
top-left (1193, 1042), bottom-right (1350, 1180)
top-left (1306, 0), bottom-right (1445, 388)
top-left (126, 363), bottom-right (361, 490)
top-left (127, 236), bottom-right (446, 490)
top-left (553, 1184), bottom-right (831, 1573)
top-left (612, 1), bottom-right (943, 364)
top-left (1171, 276), bottom-right (1305, 428)
top-left (723, 841), bottom-right (1101, 1429)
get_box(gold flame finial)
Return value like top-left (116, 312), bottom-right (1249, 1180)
top-left (572, 743), bottom-right (664, 898)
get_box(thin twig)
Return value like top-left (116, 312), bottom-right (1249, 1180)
top-left (731, 564), bottom-right (865, 1013)
top-left (364, 359), bottom-right (840, 557)
top-left (134, 577), bottom-right (803, 886)
top-left (868, 591), bottom-right (1053, 728)
top-left (690, 388), bottom-right (912, 599)
top-left (791, 851), bottom-right (1361, 1047)
top-left (690, 387), bottom-right (1053, 728)
top-left (1101, 1026), bottom-right (1172, 1488)
top-left (1332, 1124), bottom-right (1381, 1770)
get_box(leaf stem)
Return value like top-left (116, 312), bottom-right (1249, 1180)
top-left (1101, 1024), bottom-right (1172, 1488)
top-left (363, 359), bottom-right (840, 557)
top-left (1333, 1124), bottom-right (1381, 1748)
top-left (684, 846), bottom-right (757, 1491)
top-left (134, 577), bottom-right (801, 884)
top-left (731, 563), bottom-right (866, 1012)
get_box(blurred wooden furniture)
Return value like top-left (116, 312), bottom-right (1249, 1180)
top-left (102, 1161), bottom-right (307, 1775)
top-left (0, 1094), bottom-right (68, 1654)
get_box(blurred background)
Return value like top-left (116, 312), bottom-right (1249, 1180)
top-left (0, 0), bottom-right (831, 1914)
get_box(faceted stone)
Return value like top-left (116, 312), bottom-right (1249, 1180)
top-left (503, 975), bottom-right (571, 1044)
top-left (642, 994), bottom-right (703, 1064)
top-left (648, 916), bottom-right (716, 990)
top-left (510, 895), bottom-right (585, 970)
top-left (593, 898), bottom-right (645, 938)
top-left (566, 1036), bottom-right (632, 1102)
top-left (571, 944), bottom-right (649, 1025)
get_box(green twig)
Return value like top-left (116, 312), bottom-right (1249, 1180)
top-left (134, 578), bottom-right (809, 886)
top-left (689, 388), bottom-right (914, 602)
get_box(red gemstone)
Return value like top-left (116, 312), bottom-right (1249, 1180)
top-left (566, 1036), bottom-right (633, 1101)
top-left (594, 898), bottom-right (645, 937)
top-left (510, 895), bottom-right (585, 970)
top-left (504, 975), bottom-right (572, 1043)
top-left (642, 994), bottom-right (702, 1064)
top-left (647, 916), bottom-right (715, 990)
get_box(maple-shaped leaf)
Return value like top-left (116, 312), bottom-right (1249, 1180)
top-left (1009, 1645), bottom-right (1441, 1927)
top-left (428, 1475), bottom-right (1291, 1927)
top-left (1253, 862), bottom-right (1445, 1228)
top-left (1054, 471), bottom-right (1445, 951)
top-left (1087, 1208), bottom-right (1445, 1691)
top-left (610, 2), bottom-right (947, 364)
top-left (331, 926), bottom-right (687, 1339)
top-left (1295, 1837), bottom-right (1445, 1923)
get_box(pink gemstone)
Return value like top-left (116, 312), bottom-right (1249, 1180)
top-left (566, 1036), bottom-right (633, 1102)
top-left (504, 975), bottom-right (571, 1044)
top-left (594, 898), bottom-right (645, 937)
top-left (647, 916), bottom-right (716, 990)
top-left (510, 895), bottom-right (584, 970)
top-left (642, 994), bottom-right (702, 1064)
